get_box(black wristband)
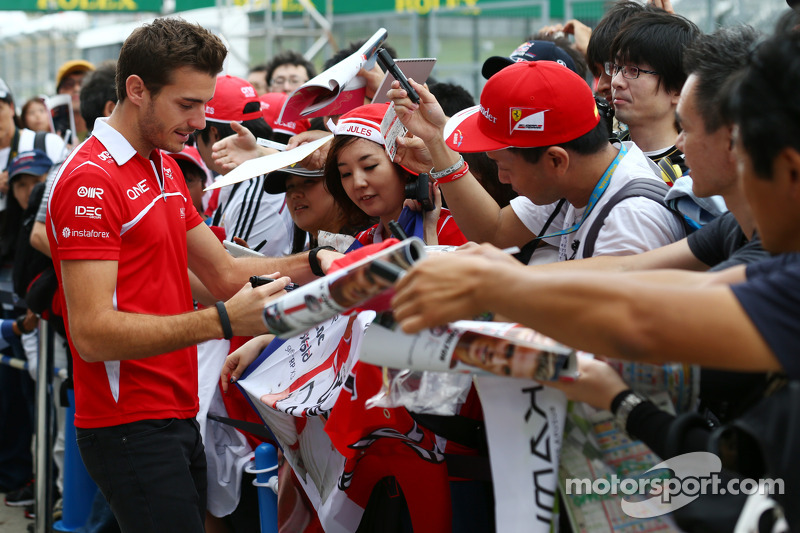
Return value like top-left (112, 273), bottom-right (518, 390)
top-left (308, 246), bottom-right (335, 277)
top-left (215, 301), bottom-right (233, 340)
top-left (610, 388), bottom-right (634, 415)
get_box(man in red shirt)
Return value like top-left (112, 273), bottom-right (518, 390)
top-left (46, 18), bottom-right (338, 532)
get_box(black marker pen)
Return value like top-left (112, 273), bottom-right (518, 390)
top-left (249, 276), bottom-right (299, 291)
top-left (376, 48), bottom-right (420, 104)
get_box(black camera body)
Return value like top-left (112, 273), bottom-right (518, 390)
top-left (404, 172), bottom-right (435, 211)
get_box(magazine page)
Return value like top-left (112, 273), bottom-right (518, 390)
top-left (359, 318), bottom-right (578, 381)
top-left (46, 94), bottom-right (75, 144)
top-left (204, 133), bottom-right (333, 190)
top-left (262, 237), bottom-right (426, 338)
top-left (279, 28), bottom-right (388, 123)
top-left (476, 375), bottom-right (567, 533)
top-left (237, 311), bottom-right (376, 532)
top-left (371, 58), bottom-right (437, 104)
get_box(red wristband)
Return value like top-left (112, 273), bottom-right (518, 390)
top-left (434, 161), bottom-right (470, 184)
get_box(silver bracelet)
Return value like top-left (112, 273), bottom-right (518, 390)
top-left (614, 391), bottom-right (645, 433)
top-left (430, 155), bottom-right (465, 180)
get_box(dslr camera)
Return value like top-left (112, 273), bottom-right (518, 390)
top-left (404, 172), bottom-right (435, 211)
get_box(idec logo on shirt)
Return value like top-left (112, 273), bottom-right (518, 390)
top-left (77, 186), bottom-right (104, 200)
top-left (75, 205), bottom-right (103, 219)
top-left (126, 179), bottom-right (150, 200)
top-left (61, 227), bottom-right (110, 239)
top-left (97, 151), bottom-right (115, 163)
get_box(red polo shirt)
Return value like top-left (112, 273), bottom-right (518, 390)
top-left (47, 119), bottom-right (204, 429)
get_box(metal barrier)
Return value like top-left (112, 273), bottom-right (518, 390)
top-left (34, 319), bottom-right (55, 533)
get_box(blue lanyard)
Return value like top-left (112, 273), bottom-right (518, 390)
top-left (536, 143), bottom-right (627, 241)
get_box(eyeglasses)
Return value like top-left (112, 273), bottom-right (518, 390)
top-left (270, 77), bottom-right (305, 88)
top-left (604, 62), bottom-right (658, 80)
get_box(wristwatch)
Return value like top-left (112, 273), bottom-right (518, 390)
top-left (613, 391), bottom-right (646, 433)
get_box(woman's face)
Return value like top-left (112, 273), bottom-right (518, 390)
top-left (336, 138), bottom-right (405, 222)
top-left (285, 175), bottom-right (343, 235)
top-left (23, 101), bottom-right (50, 133)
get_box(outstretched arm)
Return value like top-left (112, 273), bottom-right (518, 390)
top-left (388, 79), bottom-right (535, 247)
top-left (391, 252), bottom-right (779, 372)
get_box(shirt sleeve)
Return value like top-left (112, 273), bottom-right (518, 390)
top-left (731, 254), bottom-right (800, 379)
top-left (48, 164), bottom-right (124, 261)
top-left (436, 209), bottom-right (467, 246)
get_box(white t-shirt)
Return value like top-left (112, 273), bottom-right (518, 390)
top-left (510, 142), bottom-right (685, 261)
top-left (215, 174), bottom-right (294, 257)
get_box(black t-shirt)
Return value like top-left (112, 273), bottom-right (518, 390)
top-left (687, 212), bottom-right (769, 271)
top-left (731, 253), bottom-right (800, 379)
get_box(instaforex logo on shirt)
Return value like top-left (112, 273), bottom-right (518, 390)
top-left (61, 227), bottom-right (110, 239)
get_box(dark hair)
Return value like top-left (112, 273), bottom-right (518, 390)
top-left (323, 42), bottom-right (398, 71)
top-left (726, 32), bottom-right (800, 180)
top-left (197, 105), bottom-right (273, 145)
top-left (322, 135), bottom-right (396, 230)
top-left (80, 62), bottom-right (117, 132)
top-left (20, 97), bottom-right (47, 131)
top-left (427, 82), bottom-right (475, 117)
top-left (265, 50), bottom-right (316, 86)
top-left (464, 152), bottom-right (516, 207)
top-left (116, 18), bottom-right (226, 103)
top-left (508, 119), bottom-right (609, 164)
top-left (586, 1), bottom-right (650, 76)
top-left (610, 11), bottom-right (700, 94)
top-left (683, 25), bottom-right (761, 134)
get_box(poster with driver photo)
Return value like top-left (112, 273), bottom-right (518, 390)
top-left (46, 94), bottom-right (76, 145)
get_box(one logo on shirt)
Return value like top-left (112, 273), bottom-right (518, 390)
top-left (97, 151), bottom-right (115, 163)
top-left (75, 205), bottom-right (103, 219)
top-left (180, 207), bottom-right (185, 219)
top-left (77, 186), bottom-right (104, 200)
top-left (126, 179), bottom-right (150, 200)
top-left (164, 168), bottom-right (174, 180)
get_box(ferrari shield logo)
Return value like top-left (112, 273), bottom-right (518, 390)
top-left (510, 108), bottom-right (549, 134)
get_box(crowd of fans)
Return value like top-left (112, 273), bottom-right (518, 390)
top-left (0, 0), bottom-right (798, 531)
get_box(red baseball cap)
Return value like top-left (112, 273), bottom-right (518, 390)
top-left (444, 61), bottom-right (600, 153)
top-left (331, 103), bottom-right (391, 146)
top-left (205, 75), bottom-right (262, 124)
top-left (259, 92), bottom-right (311, 136)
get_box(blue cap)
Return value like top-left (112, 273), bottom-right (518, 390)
top-left (8, 150), bottom-right (53, 182)
top-left (482, 40), bottom-right (577, 79)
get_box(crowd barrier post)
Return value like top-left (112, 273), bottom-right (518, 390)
top-left (34, 319), bottom-right (55, 533)
top-left (248, 443), bottom-right (279, 533)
